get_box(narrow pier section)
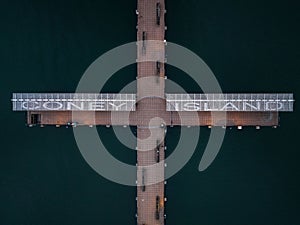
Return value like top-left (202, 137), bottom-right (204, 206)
top-left (136, 0), bottom-right (166, 224)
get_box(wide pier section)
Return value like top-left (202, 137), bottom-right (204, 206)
top-left (12, 92), bottom-right (294, 127)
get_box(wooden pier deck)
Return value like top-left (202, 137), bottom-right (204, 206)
top-left (136, 0), bottom-right (166, 224)
top-left (26, 110), bottom-right (279, 127)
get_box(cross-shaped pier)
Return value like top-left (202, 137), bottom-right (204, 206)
top-left (12, 0), bottom-right (294, 225)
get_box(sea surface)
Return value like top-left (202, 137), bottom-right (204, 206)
top-left (0, 0), bottom-right (299, 224)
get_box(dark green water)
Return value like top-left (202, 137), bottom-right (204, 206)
top-left (0, 0), bottom-right (299, 224)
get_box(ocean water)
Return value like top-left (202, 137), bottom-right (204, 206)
top-left (0, 0), bottom-right (299, 224)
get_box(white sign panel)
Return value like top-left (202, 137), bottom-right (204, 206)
top-left (166, 93), bottom-right (294, 112)
top-left (12, 93), bottom-right (294, 112)
top-left (12, 93), bottom-right (136, 111)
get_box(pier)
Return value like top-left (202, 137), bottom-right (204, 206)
top-left (134, 0), bottom-right (167, 223)
top-left (11, 0), bottom-right (294, 224)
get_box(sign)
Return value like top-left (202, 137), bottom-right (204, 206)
top-left (12, 93), bottom-right (136, 111)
